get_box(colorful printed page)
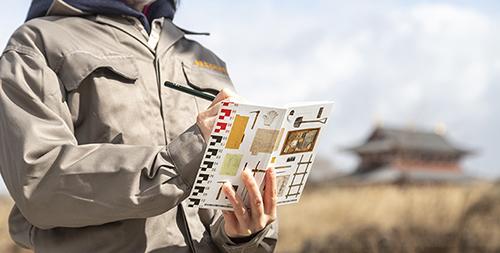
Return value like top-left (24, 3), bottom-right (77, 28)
top-left (188, 101), bottom-right (333, 210)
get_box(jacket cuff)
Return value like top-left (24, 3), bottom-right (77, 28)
top-left (166, 124), bottom-right (206, 189)
top-left (212, 217), bottom-right (275, 253)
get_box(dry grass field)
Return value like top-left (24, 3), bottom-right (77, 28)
top-left (0, 196), bottom-right (13, 252)
top-left (1, 182), bottom-right (500, 253)
top-left (0, 197), bottom-right (31, 253)
top-left (277, 182), bottom-right (500, 253)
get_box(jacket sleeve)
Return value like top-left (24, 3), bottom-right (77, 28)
top-left (211, 214), bottom-right (278, 253)
top-left (0, 48), bottom-right (205, 229)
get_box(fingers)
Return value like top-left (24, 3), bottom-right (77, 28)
top-left (210, 88), bottom-right (237, 107)
top-left (196, 102), bottom-right (222, 141)
top-left (241, 170), bottom-right (265, 222)
top-left (197, 102), bottom-right (222, 122)
top-left (197, 88), bottom-right (243, 141)
top-left (222, 182), bottom-right (249, 225)
top-left (205, 102), bottom-right (223, 117)
top-left (221, 169), bottom-right (278, 238)
top-left (264, 168), bottom-right (277, 219)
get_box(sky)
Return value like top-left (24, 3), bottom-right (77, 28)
top-left (1, 0), bottom-right (499, 193)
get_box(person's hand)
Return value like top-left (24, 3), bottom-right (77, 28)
top-left (196, 88), bottom-right (238, 142)
top-left (222, 168), bottom-right (277, 238)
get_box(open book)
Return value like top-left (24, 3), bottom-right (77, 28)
top-left (187, 101), bottom-right (333, 210)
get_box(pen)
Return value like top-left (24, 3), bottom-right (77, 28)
top-left (164, 81), bottom-right (217, 102)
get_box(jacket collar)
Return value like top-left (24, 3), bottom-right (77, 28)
top-left (94, 14), bottom-right (184, 55)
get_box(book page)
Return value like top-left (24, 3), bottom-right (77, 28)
top-left (187, 101), bottom-right (333, 210)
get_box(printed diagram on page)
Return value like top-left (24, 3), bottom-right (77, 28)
top-left (188, 101), bottom-right (333, 210)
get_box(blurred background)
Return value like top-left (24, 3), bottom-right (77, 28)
top-left (1, 1), bottom-right (499, 252)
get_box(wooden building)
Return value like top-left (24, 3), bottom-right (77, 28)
top-left (347, 126), bottom-right (473, 182)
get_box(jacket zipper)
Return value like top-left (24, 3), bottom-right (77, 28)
top-left (154, 57), bottom-right (169, 145)
top-left (155, 55), bottom-right (196, 253)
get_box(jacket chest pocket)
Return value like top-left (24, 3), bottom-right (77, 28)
top-left (181, 61), bottom-right (236, 113)
top-left (58, 52), bottom-right (139, 92)
top-left (56, 52), bottom-right (154, 144)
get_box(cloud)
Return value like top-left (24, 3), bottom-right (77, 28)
top-left (176, 1), bottom-right (500, 176)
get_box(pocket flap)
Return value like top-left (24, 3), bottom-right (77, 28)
top-left (181, 61), bottom-right (235, 96)
top-left (57, 51), bottom-right (139, 91)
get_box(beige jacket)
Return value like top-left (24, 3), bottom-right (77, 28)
top-left (0, 1), bottom-right (277, 252)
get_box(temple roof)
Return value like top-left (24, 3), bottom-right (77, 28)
top-left (348, 126), bottom-right (471, 156)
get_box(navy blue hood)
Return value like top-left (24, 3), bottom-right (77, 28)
top-left (26, 0), bottom-right (177, 32)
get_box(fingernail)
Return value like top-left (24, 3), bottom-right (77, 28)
top-left (242, 170), bottom-right (249, 178)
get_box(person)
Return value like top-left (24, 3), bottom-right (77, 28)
top-left (0, 0), bottom-right (278, 252)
